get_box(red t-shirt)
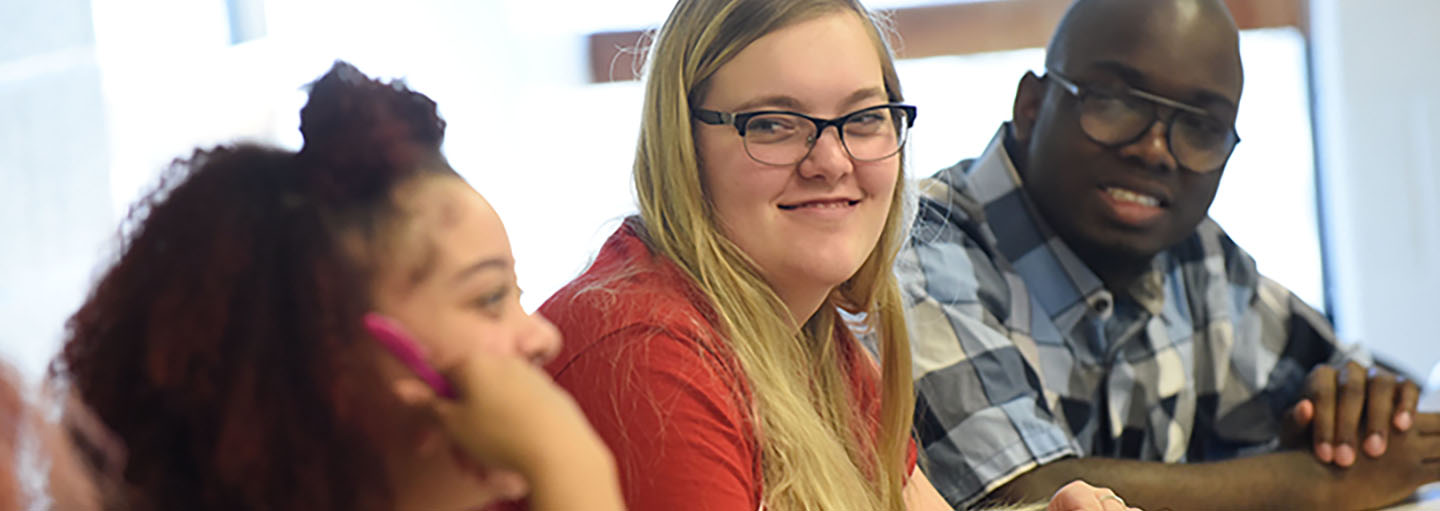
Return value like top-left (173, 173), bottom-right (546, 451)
top-left (505, 221), bottom-right (915, 511)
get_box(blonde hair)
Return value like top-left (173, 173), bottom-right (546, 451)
top-left (630, 0), bottom-right (914, 509)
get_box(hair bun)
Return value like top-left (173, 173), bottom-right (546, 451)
top-left (295, 61), bottom-right (447, 199)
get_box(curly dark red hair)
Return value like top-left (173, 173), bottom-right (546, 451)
top-left (53, 61), bottom-right (454, 511)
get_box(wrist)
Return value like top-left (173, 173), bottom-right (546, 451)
top-left (523, 433), bottom-right (616, 487)
top-left (525, 442), bottom-right (619, 508)
top-left (1278, 450), bottom-right (1332, 510)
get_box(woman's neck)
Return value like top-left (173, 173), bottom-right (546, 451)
top-left (776, 285), bottom-right (828, 330)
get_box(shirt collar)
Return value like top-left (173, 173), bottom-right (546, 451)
top-left (959, 124), bottom-right (1119, 328)
top-left (1127, 256), bottom-right (1168, 316)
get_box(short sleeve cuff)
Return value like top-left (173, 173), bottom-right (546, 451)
top-left (925, 398), bottom-right (1079, 508)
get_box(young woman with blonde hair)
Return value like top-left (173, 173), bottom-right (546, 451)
top-left (518, 1), bottom-right (1135, 510)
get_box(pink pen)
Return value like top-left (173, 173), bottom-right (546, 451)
top-left (362, 312), bottom-right (458, 400)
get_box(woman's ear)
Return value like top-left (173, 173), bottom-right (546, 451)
top-left (1010, 71), bottom-right (1046, 145)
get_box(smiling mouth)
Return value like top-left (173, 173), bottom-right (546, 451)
top-left (778, 199), bottom-right (860, 210)
top-left (1103, 186), bottom-right (1166, 208)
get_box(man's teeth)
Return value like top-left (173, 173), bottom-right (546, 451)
top-left (1106, 187), bottom-right (1160, 207)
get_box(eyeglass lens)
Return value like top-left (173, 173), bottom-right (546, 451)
top-left (1076, 93), bottom-right (1235, 172)
top-left (742, 106), bottom-right (910, 165)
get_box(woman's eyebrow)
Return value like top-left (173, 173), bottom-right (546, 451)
top-left (731, 94), bottom-right (806, 112)
top-left (730, 87), bottom-right (887, 114)
top-left (450, 257), bottom-right (509, 287)
top-left (841, 87), bottom-right (888, 109)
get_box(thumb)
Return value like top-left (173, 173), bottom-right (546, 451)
top-left (1280, 399), bottom-right (1314, 449)
top-left (1292, 399), bottom-right (1316, 426)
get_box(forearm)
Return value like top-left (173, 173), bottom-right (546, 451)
top-left (988, 451), bottom-right (1326, 511)
top-left (526, 442), bottom-right (625, 511)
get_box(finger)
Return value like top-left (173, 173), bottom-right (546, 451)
top-left (1365, 371), bottom-right (1398, 458)
top-left (425, 370), bottom-right (487, 435)
top-left (1397, 379), bottom-right (1421, 432)
top-left (1049, 480), bottom-right (1096, 511)
top-left (435, 345), bottom-right (518, 404)
top-left (1095, 489), bottom-right (1129, 511)
top-left (1307, 366), bottom-right (1338, 463)
top-left (1334, 362), bottom-right (1368, 467)
top-left (488, 470), bottom-right (530, 501)
top-left (1415, 412), bottom-right (1440, 434)
top-left (393, 377), bottom-right (439, 408)
top-left (450, 446), bottom-right (532, 500)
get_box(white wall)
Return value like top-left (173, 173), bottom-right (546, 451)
top-left (1, 0), bottom-right (1434, 383)
top-left (1311, 0), bottom-right (1440, 379)
top-left (0, 0), bottom-right (112, 382)
top-left (0, 0), bottom-right (642, 381)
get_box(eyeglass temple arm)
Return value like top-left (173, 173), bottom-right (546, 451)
top-left (694, 108), bottom-right (734, 126)
top-left (1045, 72), bottom-right (1082, 96)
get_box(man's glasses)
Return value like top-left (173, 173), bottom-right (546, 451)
top-left (1047, 71), bottom-right (1240, 173)
top-left (693, 103), bottom-right (917, 166)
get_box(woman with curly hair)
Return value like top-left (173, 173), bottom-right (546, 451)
top-left (52, 61), bottom-right (622, 511)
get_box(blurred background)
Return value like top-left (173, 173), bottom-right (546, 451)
top-left (1, 0), bottom-right (1436, 382)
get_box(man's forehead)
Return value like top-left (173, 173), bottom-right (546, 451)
top-left (1068, 48), bottom-right (1241, 107)
top-left (1049, 0), bottom-right (1243, 103)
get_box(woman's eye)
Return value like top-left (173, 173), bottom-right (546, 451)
top-left (844, 113), bottom-right (888, 136)
top-left (748, 116), bottom-right (796, 134)
top-left (851, 112), bottom-right (885, 124)
top-left (474, 287), bottom-right (511, 311)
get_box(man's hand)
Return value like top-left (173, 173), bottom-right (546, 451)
top-left (1288, 361), bottom-right (1419, 467)
top-left (1298, 412), bottom-right (1440, 510)
top-left (991, 420), bottom-right (1440, 511)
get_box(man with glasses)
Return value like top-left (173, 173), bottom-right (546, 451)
top-left (898, 0), bottom-right (1440, 509)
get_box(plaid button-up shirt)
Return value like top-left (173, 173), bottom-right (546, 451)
top-left (897, 126), bottom-right (1365, 508)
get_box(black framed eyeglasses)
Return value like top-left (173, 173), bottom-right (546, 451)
top-left (1047, 70), bottom-right (1240, 173)
top-left (693, 103), bottom-right (917, 166)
